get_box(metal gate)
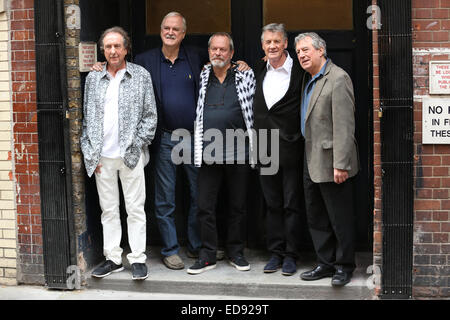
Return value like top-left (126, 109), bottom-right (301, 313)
top-left (35, 0), bottom-right (75, 289)
top-left (378, 0), bottom-right (414, 299)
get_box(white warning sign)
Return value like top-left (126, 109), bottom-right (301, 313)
top-left (422, 97), bottom-right (450, 144)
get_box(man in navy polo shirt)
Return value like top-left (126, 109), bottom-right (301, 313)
top-left (134, 12), bottom-right (205, 270)
top-left (134, 12), bottom-right (249, 270)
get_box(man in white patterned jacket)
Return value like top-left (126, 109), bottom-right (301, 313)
top-left (187, 32), bottom-right (256, 275)
top-left (80, 26), bottom-right (157, 281)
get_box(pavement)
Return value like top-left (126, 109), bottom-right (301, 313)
top-left (83, 247), bottom-right (376, 300)
top-left (0, 247), bottom-right (376, 301)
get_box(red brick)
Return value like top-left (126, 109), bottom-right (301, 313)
top-left (10, 0), bottom-right (34, 10)
top-left (414, 8), bottom-right (432, 19)
top-left (433, 31), bottom-right (450, 41)
top-left (415, 211), bottom-right (433, 221)
top-left (414, 244), bottom-right (440, 254)
top-left (413, 20), bottom-right (441, 31)
top-left (433, 167), bottom-right (449, 176)
top-left (442, 200), bottom-right (450, 210)
top-left (414, 31), bottom-right (433, 42)
top-left (10, 40), bottom-right (24, 51)
top-left (433, 233), bottom-right (449, 243)
top-left (14, 123), bottom-right (37, 133)
top-left (416, 189), bottom-right (432, 198)
top-left (434, 145), bottom-right (450, 154)
top-left (433, 9), bottom-right (450, 18)
top-left (442, 20), bottom-right (450, 30)
top-left (11, 60), bottom-right (35, 71)
top-left (442, 0), bottom-right (450, 8)
top-left (415, 199), bottom-right (441, 210)
top-left (413, 0), bottom-right (440, 8)
top-left (443, 178), bottom-right (450, 187)
top-left (13, 9), bottom-right (28, 20)
top-left (418, 178), bottom-right (441, 188)
top-left (433, 212), bottom-right (449, 221)
top-left (416, 222), bottom-right (441, 232)
top-left (433, 189), bottom-right (449, 199)
top-left (443, 156), bottom-right (450, 165)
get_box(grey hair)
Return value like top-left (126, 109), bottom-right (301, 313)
top-left (99, 26), bottom-right (131, 54)
top-left (261, 23), bottom-right (288, 42)
top-left (161, 11), bottom-right (187, 32)
top-left (294, 32), bottom-right (327, 58)
top-left (208, 32), bottom-right (234, 51)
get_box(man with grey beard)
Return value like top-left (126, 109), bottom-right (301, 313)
top-left (187, 32), bottom-right (256, 274)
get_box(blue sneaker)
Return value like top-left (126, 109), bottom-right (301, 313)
top-left (263, 255), bottom-right (282, 273)
top-left (282, 256), bottom-right (297, 276)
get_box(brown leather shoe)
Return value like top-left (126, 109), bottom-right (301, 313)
top-left (163, 254), bottom-right (184, 270)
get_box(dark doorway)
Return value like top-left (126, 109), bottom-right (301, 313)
top-left (79, 0), bottom-right (373, 265)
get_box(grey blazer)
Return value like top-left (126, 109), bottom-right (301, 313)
top-left (302, 60), bottom-right (359, 183)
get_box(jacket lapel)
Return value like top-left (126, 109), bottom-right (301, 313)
top-left (269, 59), bottom-right (299, 112)
top-left (305, 61), bottom-right (332, 122)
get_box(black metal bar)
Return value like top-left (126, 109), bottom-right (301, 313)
top-left (378, 0), bottom-right (414, 299)
top-left (35, 0), bottom-right (75, 289)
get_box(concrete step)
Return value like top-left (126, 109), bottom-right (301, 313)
top-left (85, 247), bottom-right (375, 300)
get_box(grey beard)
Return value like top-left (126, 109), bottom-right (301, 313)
top-left (211, 59), bottom-right (227, 68)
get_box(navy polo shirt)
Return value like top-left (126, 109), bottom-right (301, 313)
top-left (160, 47), bottom-right (197, 131)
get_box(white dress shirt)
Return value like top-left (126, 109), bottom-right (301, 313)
top-left (262, 52), bottom-right (293, 110)
top-left (101, 68), bottom-right (126, 158)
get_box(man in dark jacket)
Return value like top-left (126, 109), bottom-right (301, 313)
top-left (253, 23), bottom-right (305, 276)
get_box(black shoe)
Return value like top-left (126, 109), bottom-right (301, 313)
top-left (281, 256), bottom-right (297, 276)
top-left (229, 255), bottom-right (251, 271)
top-left (186, 250), bottom-right (199, 259)
top-left (263, 255), bottom-right (283, 273)
top-left (187, 259), bottom-right (216, 275)
top-left (331, 269), bottom-right (352, 286)
top-left (300, 265), bottom-right (334, 281)
top-left (131, 263), bottom-right (148, 280)
top-left (91, 260), bottom-right (124, 278)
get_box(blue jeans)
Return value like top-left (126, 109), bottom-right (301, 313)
top-left (154, 131), bottom-right (201, 256)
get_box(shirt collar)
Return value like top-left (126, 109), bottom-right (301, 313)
top-left (101, 61), bottom-right (130, 79)
top-left (311, 58), bottom-right (329, 81)
top-left (160, 46), bottom-right (186, 63)
top-left (266, 51), bottom-right (293, 72)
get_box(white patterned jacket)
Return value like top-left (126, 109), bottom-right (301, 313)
top-left (80, 62), bottom-right (157, 177)
top-left (194, 64), bottom-right (256, 167)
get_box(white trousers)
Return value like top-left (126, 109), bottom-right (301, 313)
top-left (95, 154), bottom-right (147, 265)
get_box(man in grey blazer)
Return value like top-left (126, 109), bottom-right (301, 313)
top-left (295, 32), bottom-right (359, 286)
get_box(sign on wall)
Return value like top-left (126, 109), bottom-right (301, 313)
top-left (79, 42), bottom-right (97, 73)
top-left (429, 61), bottom-right (450, 95)
top-left (422, 97), bottom-right (450, 144)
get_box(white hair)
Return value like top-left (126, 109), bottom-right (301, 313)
top-left (161, 12), bottom-right (187, 32)
top-left (261, 23), bottom-right (287, 42)
top-left (294, 32), bottom-right (327, 58)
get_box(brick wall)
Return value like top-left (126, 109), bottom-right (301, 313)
top-left (10, 0), bottom-right (44, 284)
top-left (0, 6), bottom-right (17, 286)
top-left (372, 0), bottom-right (450, 299)
top-left (410, 0), bottom-right (450, 298)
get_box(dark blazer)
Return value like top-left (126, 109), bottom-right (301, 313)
top-left (253, 54), bottom-right (305, 167)
top-left (134, 44), bottom-right (208, 151)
